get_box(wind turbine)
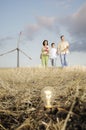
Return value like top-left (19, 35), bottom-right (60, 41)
top-left (0, 32), bottom-right (32, 67)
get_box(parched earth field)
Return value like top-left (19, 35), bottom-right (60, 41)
top-left (0, 67), bottom-right (86, 130)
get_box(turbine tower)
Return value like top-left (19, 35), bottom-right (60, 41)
top-left (17, 31), bottom-right (21, 67)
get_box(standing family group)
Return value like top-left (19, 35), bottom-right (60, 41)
top-left (40, 35), bottom-right (70, 67)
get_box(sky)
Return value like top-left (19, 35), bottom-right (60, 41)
top-left (0, 0), bottom-right (86, 67)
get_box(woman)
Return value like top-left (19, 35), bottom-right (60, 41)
top-left (41, 40), bottom-right (49, 67)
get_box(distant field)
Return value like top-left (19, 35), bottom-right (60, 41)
top-left (0, 67), bottom-right (86, 130)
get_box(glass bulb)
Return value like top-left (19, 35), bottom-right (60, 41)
top-left (41, 87), bottom-right (55, 108)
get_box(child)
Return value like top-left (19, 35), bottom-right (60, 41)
top-left (49, 43), bottom-right (57, 67)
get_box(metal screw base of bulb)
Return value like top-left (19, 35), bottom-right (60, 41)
top-left (44, 106), bottom-right (58, 115)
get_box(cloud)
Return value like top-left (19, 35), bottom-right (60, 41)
top-left (46, 0), bottom-right (74, 3)
top-left (69, 3), bottom-right (86, 38)
top-left (59, 3), bottom-right (86, 52)
top-left (0, 36), bottom-right (14, 42)
top-left (70, 3), bottom-right (86, 52)
top-left (37, 16), bottom-right (56, 29)
top-left (46, 0), bottom-right (74, 8)
top-left (0, 36), bottom-right (14, 46)
top-left (24, 24), bottom-right (40, 40)
top-left (24, 16), bottom-right (58, 40)
top-left (70, 40), bottom-right (86, 52)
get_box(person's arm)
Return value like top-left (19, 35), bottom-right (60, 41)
top-left (57, 44), bottom-right (60, 54)
top-left (57, 48), bottom-right (59, 55)
top-left (63, 45), bottom-right (69, 52)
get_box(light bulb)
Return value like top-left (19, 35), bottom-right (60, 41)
top-left (41, 87), bottom-right (56, 108)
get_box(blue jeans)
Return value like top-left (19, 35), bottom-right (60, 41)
top-left (60, 54), bottom-right (68, 67)
top-left (50, 58), bottom-right (57, 67)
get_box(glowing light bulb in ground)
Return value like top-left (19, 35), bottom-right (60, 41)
top-left (45, 90), bottom-right (52, 107)
top-left (41, 87), bottom-right (56, 108)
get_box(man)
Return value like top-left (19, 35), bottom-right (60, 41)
top-left (57, 35), bottom-right (69, 67)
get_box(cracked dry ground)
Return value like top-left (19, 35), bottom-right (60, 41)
top-left (0, 67), bottom-right (86, 130)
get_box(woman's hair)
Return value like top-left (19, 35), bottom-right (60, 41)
top-left (60, 35), bottom-right (64, 40)
top-left (42, 40), bottom-right (48, 46)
